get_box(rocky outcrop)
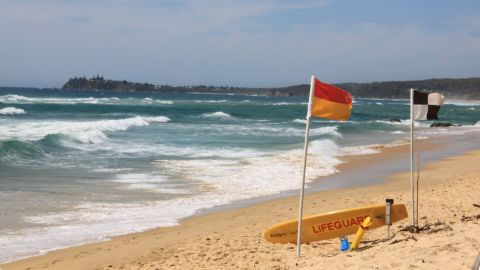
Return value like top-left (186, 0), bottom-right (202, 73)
top-left (430, 123), bottom-right (453, 128)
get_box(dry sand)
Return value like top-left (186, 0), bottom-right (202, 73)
top-left (3, 147), bottom-right (480, 270)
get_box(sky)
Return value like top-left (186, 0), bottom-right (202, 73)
top-left (1, 0), bottom-right (480, 88)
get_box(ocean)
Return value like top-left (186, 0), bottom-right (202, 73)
top-left (0, 88), bottom-right (479, 263)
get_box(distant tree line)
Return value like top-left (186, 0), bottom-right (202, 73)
top-left (338, 78), bottom-right (480, 99)
top-left (62, 75), bottom-right (158, 92)
top-left (267, 78), bottom-right (480, 99)
top-left (62, 76), bottom-right (480, 99)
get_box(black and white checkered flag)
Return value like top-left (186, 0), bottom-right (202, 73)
top-left (413, 90), bottom-right (445, 120)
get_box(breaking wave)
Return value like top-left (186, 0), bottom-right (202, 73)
top-left (292, 118), bottom-right (307, 124)
top-left (0, 116), bottom-right (170, 144)
top-left (0, 107), bottom-right (26, 115)
top-left (0, 140), bottom-right (45, 161)
top-left (193, 100), bottom-right (228, 103)
top-left (0, 95), bottom-right (174, 106)
top-left (201, 111), bottom-right (233, 119)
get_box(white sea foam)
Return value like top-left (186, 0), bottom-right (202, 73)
top-left (0, 95), bottom-right (173, 106)
top-left (141, 98), bottom-right (173, 105)
top-left (273, 102), bottom-right (290, 106)
top-left (339, 139), bottom-right (413, 156)
top-left (445, 101), bottom-right (480, 106)
top-left (374, 119), bottom-right (431, 127)
top-left (113, 173), bottom-right (191, 195)
top-left (0, 197), bottom-right (220, 263)
top-left (0, 139), bottom-right (344, 263)
top-left (0, 95), bottom-right (102, 104)
top-left (420, 124), bottom-right (480, 136)
top-left (168, 123), bottom-right (341, 138)
top-left (340, 145), bottom-right (381, 156)
top-left (155, 139), bottom-right (342, 200)
top-left (375, 102), bottom-right (384, 105)
top-left (97, 141), bottom-right (263, 159)
top-left (0, 107), bottom-right (26, 115)
top-left (93, 168), bottom-right (132, 173)
top-left (155, 100), bottom-right (174, 104)
top-left (173, 123), bottom-right (341, 138)
top-left (201, 111), bottom-right (233, 119)
top-left (0, 116), bottom-right (170, 144)
top-left (310, 126), bottom-right (341, 137)
top-left (112, 173), bottom-right (187, 194)
top-left (293, 118), bottom-right (307, 124)
top-left (0, 95), bottom-right (29, 102)
top-left (193, 100), bottom-right (228, 103)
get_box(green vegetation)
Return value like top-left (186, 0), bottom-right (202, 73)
top-left (62, 76), bottom-right (480, 99)
top-left (336, 78), bottom-right (480, 99)
top-left (62, 75), bottom-right (158, 91)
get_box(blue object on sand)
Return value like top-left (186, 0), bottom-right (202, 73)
top-left (340, 236), bottom-right (350, 252)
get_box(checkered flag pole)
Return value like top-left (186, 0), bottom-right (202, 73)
top-left (409, 89), bottom-right (416, 227)
top-left (410, 88), bottom-right (445, 227)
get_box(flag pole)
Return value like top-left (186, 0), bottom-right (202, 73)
top-left (409, 88), bottom-right (416, 228)
top-left (416, 152), bottom-right (420, 226)
top-left (296, 75), bottom-right (315, 257)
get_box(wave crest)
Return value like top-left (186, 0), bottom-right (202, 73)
top-left (310, 126), bottom-right (341, 137)
top-left (292, 119), bottom-right (307, 124)
top-left (0, 95), bottom-right (174, 106)
top-left (0, 140), bottom-right (45, 160)
top-left (0, 116), bottom-right (171, 145)
top-left (194, 100), bottom-right (227, 103)
top-left (0, 95), bottom-right (29, 102)
top-left (273, 102), bottom-right (290, 106)
top-left (201, 111), bottom-right (232, 119)
top-left (0, 107), bottom-right (26, 115)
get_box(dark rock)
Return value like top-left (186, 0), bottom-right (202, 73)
top-left (430, 123), bottom-right (453, 128)
top-left (389, 118), bottom-right (401, 122)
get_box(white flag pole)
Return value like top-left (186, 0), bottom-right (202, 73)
top-left (296, 75), bottom-right (315, 257)
top-left (416, 152), bottom-right (420, 226)
top-left (409, 88), bottom-right (416, 227)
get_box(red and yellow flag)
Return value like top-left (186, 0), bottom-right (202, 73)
top-left (310, 79), bottom-right (352, 120)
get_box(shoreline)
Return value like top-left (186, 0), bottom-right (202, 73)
top-left (3, 132), bottom-right (479, 269)
top-left (195, 131), bottom-right (476, 216)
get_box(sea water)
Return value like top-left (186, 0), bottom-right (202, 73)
top-left (0, 88), bottom-right (478, 262)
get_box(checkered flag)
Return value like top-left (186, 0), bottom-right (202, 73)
top-left (412, 90), bottom-right (445, 120)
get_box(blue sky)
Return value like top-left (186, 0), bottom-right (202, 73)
top-left (1, 0), bottom-right (480, 87)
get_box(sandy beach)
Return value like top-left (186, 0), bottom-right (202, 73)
top-left (3, 141), bottom-right (480, 270)
top-left (3, 0), bottom-right (480, 268)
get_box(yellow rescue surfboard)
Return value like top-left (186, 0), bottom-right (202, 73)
top-left (264, 204), bottom-right (408, 244)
